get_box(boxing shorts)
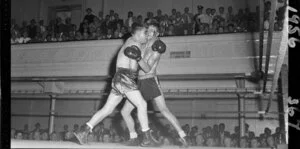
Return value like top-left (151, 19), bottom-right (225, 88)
top-left (138, 74), bottom-right (163, 101)
top-left (111, 67), bottom-right (138, 97)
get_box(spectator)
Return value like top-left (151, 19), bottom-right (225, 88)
top-left (267, 135), bottom-right (276, 148)
top-left (11, 128), bottom-right (16, 139)
top-left (169, 9), bottom-right (177, 25)
top-left (224, 136), bottom-right (232, 147)
top-left (60, 124), bottom-right (69, 141)
top-left (217, 7), bottom-right (226, 22)
top-left (33, 131), bottom-right (41, 140)
top-left (83, 8), bottom-right (96, 24)
top-left (210, 9), bottom-right (217, 20)
top-left (73, 124), bottom-right (79, 134)
top-left (109, 10), bottom-right (115, 22)
top-left (103, 133), bottom-right (111, 143)
top-left (218, 123), bottom-right (229, 147)
top-left (196, 23), bottom-right (205, 34)
top-left (20, 21), bottom-right (28, 35)
top-left (144, 11), bottom-right (155, 24)
top-left (226, 6), bottom-right (235, 25)
top-left (174, 11), bottom-right (184, 35)
top-left (182, 7), bottom-right (194, 34)
top-left (201, 8), bottom-right (213, 27)
top-left (240, 136), bottom-right (249, 148)
top-left (209, 19), bottom-right (219, 33)
top-left (206, 136), bottom-right (215, 147)
top-left (98, 11), bottom-right (104, 23)
top-left (154, 9), bottom-right (164, 22)
top-left (22, 124), bottom-right (30, 139)
top-left (65, 18), bottom-right (74, 36)
top-left (190, 126), bottom-right (198, 146)
top-left (250, 137), bottom-right (260, 148)
top-left (124, 11), bottom-right (136, 31)
top-left (136, 15), bottom-right (144, 25)
top-left (15, 131), bottom-right (23, 140)
top-left (259, 134), bottom-right (268, 147)
top-left (41, 131), bottom-right (49, 140)
top-left (27, 19), bottom-right (38, 39)
top-left (194, 5), bottom-right (204, 33)
top-left (50, 131), bottom-right (59, 141)
top-left (159, 15), bottom-right (170, 35)
top-left (38, 20), bottom-right (46, 35)
top-left (96, 122), bottom-right (109, 142)
top-left (196, 134), bottom-right (205, 146)
top-left (32, 123), bottom-right (41, 133)
top-left (112, 13), bottom-right (124, 31)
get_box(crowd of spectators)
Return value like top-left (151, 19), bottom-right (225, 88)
top-left (11, 1), bottom-right (286, 44)
top-left (11, 120), bottom-right (286, 148)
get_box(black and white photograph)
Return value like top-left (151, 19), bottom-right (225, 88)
top-left (1, 0), bottom-right (297, 148)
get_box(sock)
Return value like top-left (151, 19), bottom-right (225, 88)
top-left (130, 132), bottom-right (138, 139)
top-left (86, 123), bottom-right (93, 132)
top-left (142, 127), bottom-right (150, 132)
top-left (178, 131), bottom-right (186, 138)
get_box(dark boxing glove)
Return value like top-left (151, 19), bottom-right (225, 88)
top-left (152, 40), bottom-right (166, 54)
top-left (124, 45), bottom-right (142, 61)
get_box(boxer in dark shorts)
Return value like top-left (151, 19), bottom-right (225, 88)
top-left (138, 74), bottom-right (162, 101)
top-left (121, 23), bottom-right (189, 147)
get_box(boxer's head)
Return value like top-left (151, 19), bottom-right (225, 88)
top-left (147, 22), bottom-right (159, 39)
top-left (131, 23), bottom-right (147, 44)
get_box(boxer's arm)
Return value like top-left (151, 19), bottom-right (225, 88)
top-left (138, 59), bottom-right (151, 73)
top-left (147, 52), bottom-right (161, 69)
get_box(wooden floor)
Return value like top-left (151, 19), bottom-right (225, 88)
top-left (11, 139), bottom-right (273, 149)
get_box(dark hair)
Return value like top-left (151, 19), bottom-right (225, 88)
top-left (147, 22), bottom-right (160, 29)
top-left (131, 22), bottom-right (145, 34)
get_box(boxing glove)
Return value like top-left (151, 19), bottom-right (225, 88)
top-left (124, 45), bottom-right (142, 61)
top-left (152, 40), bottom-right (166, 54)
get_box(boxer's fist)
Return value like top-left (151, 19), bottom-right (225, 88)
top-left (152, 40), bottom-right (166, 54)
top-left (124, 45), bottom-right (142, 61)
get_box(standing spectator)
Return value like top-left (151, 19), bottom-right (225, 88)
top-left (259, 133), bottom-right (268, 147)
top-left (38, 20), bottom-right (46, 35)
top-left (169, 9), bottom-right (177, 25)
top-left (201, 8), bottom-right (213, 28)
top-left (144, 11), bottom-right (155, 24)
top-left (22, 124), bottom-right (30, 140)
top-left (65, 18), bottom-right (74, 36)
top-left (112, 13), bottom-right (124, 31)
top-left (83, 8), bottom-right (96, 24)
top-left (20, 21), bottom-right (28, 35)
top-left (182, 7), bottom-right (194, 35)
top-left (226, 6), bottom-right (235, 25)
top-left (136, 15), bottom-right (144, 25)
top-left (174, 11), bottom-right (184, 35)
top-left (210, 9), bottom-right (217, 20)
top-left (96, 122), bottom-right (109, 142)
top-left (190, 126), bottom-right (198, 146)
top-left (154, 9), bottom-right (163, 22)
top-left (109, 10), bottom-right (115, 22)
top-left (216, 7), bottom-right (226, 22)
top-left (160, 15), bottom-right (170, 35)
top-left (194, 5), bottom-right (204, 33)
top-left (32, 123), bottom-right (41, 133)
top-left (218, 123), bottom-right (229, 147)
top-left (27, 19), bottom-right (38, 39)
top-left (98, 11), bottom-right (104, 23)
top-left (11, 128), bottom-right (16, 139)
top-left (124, 11), bottom-right (136, 32)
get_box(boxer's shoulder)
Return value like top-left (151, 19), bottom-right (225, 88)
top-left (124, 38), bottom-right (140, 48)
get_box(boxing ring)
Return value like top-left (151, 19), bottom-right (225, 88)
top-left (11, 139), bottom-right (274, 149)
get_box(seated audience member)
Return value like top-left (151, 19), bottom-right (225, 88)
top-left (195, 134), bottom-right (205, 146)
top-left (162, 137), bottom-right (171, 146)
top-left (50, 131), bottom-right (59, 141)
top-left (240, 136), bottom-right (249, 148)
top-left (15, 131), bottom-right (23, 140)
top-left (251, 137), bottom-right (260, 148)
top-left (267, 135), bottom-right (276, 148)
top-left (41, 131), bottom-right (49, 140)
top-left (230, 134), bottom-right (238, 147)
top-left (87, 133), bottom-right (97, 142)
top-left (227, 24), bottom-right (235, 33)
top-left (217, 7), bottom-right (226, 22)
top-left (33, 131), bottom-right (41, 140)
top-left (190, 126), bottom-right (198, 146)
top-left (27, 19), bottom-right (38, 39)
top-left (209, 19), bottom-right (219, 34)
top-left (224, 136), bottom-right (232, 147)
top-left (105, 28), bottom-right (113, 39)
top-left (103, 132), bottom-right (112, 143)
top-left (96, 122), bottom-right (109, 142)
top-left (20, 31), bottom-right (31, 43)
top-left (206, 136), bottom-right (215, 147)
top-left (196, 23), bottom-right (205, 34)
top-left (75, 31), bottom-right (82, 40)
top-left (166, 24), bottom-right (175, 36)
top-left (259, 133), bottom-right (268, 147)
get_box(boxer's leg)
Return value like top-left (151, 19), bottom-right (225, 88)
top-left (154, 95), bottom-right (188, 147)
top-left (121, 100), bottom-right (137, 137)
top-left (121, 100), bottom-right (140, 146)
top-left (86, 92), bottom-right (123, 128)
top-left (125, 90), bottom-right (149, 132)
top-left (74, 92), bottom-right (123, 145)
top-left (125, 90), bottom-right (158, 147)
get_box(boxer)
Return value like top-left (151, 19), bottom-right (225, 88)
top-left (121, 23), bottom-right (189, 148)
top-left (74, 23), bottom-right (157, 147)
